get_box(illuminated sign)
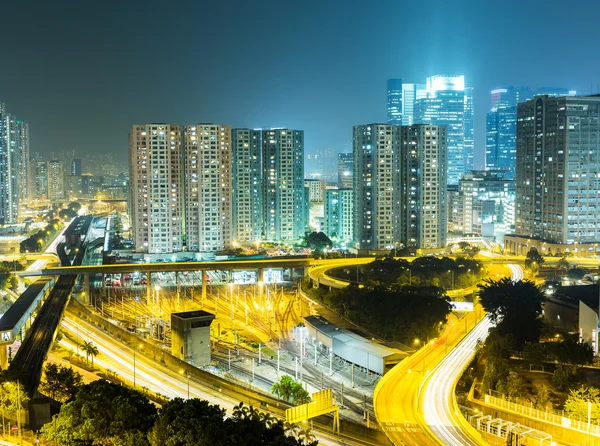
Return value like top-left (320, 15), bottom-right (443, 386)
top-left (450, 301), bottom-right (474, 312)
top-left (286, 388), bottom-right (339, 432)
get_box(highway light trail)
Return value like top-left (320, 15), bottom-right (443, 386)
top-left (421, 316), bottom-right (493, 445)
top-left (420, 263), bottom-right (522, 445)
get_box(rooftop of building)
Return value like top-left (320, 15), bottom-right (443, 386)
top-left (304, 315), bottom-right (405, 359)
top-left (171, 310), bottom-right (215, 320)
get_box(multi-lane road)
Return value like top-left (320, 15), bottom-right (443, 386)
top-left (375, 264), bottom-right (523, 446)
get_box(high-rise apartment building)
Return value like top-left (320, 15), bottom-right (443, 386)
top-left (47, 160), bottom-right (65, 201)
top-left (515, 95), bottom-right (600, 244)
top-left (304, 179), bottom-right (326, 202)
top-left (232, 129), bottom-right (262, 243)
top-left (337, 153), bottom-right (354, 189)
top-left (387, 78), bottom-right (403, 124)
top-left (0, 103), bottom-right (29, 223)
top-left (262, 129), bottom-right (305, 241)
top-left (486, 86), bottom-right (576, 175)
top-left (33, 159), bottom-right (48, 200)
top-left (464, 87), bottom-right (475, 171)
top-left (413, 75), bottom-right (472, 185)
top-left (401, 125), bottom-right (448, 249)
top-left (128, 124), bottom-right (184, 253)
top-left (183, 124), bottom-right (232, 252)
top-left (324, 189), bottom-right (353, 243)
top-left (353, 124), bottom-right (402, 250)
top-left (71, 159), bottom-right (82, 176)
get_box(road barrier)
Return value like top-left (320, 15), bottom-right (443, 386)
top-left (485, 394), bottom-right (600, 436)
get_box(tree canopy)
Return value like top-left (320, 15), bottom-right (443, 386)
top-left (41, 381), bottom-right (316, 446)
top-left (271, 376), bottom-right (310, 405)
top-left (39, 363), bottom-right (82, 403)
top-left (304, 232), bottom-right (332, 253)
top-left (148, 399), bottom-right (315, 446)
top-left (306, 282), bottom-right (452, 343)
top-left (524, 247), bottom-right (545, 274)
top-left (41, 380), bottom-right (157, 445)
top-left (356, 256), bottom-right (485, 290)
top-left (478, 278), bottom-right (544, 349)
top-left (565, 386), bottom-right (600, 423)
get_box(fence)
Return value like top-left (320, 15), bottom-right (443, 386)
top-left (485, 393), bottom-right (600, 436)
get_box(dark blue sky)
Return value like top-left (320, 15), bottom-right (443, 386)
top-left (2, 0), bottom-right (599, 170)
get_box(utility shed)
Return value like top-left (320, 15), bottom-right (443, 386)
top-left (171, 310), bottom-right (215, 365)
top-left (304, 315), bottom-right (405, 376)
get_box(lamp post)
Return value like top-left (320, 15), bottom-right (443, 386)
top-left (448, 269), bottom-right (454, 289)
top-left (133, 343), bottom-right (142, 388)
top-left (179, 369), bottom-right (190, 398)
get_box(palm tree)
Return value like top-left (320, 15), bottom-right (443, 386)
top-left (297, 427), bottom-right (316, 445)
top-left (233, 402), bottom-right (250, 419)
top-left (271, 375), bottom-right (294, 401)
top-left (82, 341), bottom-right (99, 367)
top-left (284, 421), bottom-right (300, 437)
top-left (82, 341), bottom-right (91, 364)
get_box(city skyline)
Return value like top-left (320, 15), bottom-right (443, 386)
top-left (2, 0), bottom-right (599, 173)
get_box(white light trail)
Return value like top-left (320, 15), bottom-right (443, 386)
top-left (420, 264), bottom-right (522, 445)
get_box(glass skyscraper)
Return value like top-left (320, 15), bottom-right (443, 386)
top-left (486, 86), bottom-right (576, 175)
top-left (401, 83), bottom-right (426, 126)
top-left (386, 79), bottom-right (403, 125)
top-left (414, 75), bottom-right (472, 185)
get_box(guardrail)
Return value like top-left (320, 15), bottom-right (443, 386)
top-left (485, 394), bottom-right (600, 436)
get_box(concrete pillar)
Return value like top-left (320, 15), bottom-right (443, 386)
top-left (201, 271), bottom-right (207, 303)
top-left (83, 274), bottom-right (90, 304)
top-left (146, 273), bottom-right (152, 306)
top-left (0, 345), bottom-right (7, 370)
top-left (17, 276), bottom-right (25, 294)
top-left (257, 268), bottom-right (264, 298)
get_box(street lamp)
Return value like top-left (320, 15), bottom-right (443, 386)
top-left (179, 369), bottom-right (190, 399)
top-left (133, 343), bottom-right (143, 388)
top-left (448, 270), bottom-right (455, 289)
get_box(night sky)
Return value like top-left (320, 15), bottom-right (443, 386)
top-left (2, 0), bottom-right (599, 170)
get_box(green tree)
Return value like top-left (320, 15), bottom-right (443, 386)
top-left (523, 342), bottom-right (546, 368)
top-left (39, 363), bottom-right (82, 403)
top-left (548, 337), bottom-right (594, 365)
top-left (41, 380), bottom-right (157, 445)
top-left (552, 364), bottom-right (573, 392)
top-left (564, 386), bottom-right (600, 422)
top-left (149, 400), bottom-right (314, 446)
top-left (535, 384), bottom-right (551, 409)
top-left (0, 381), bottom-right (29, 436)
top-left (67, 202), bottom-right (82, 213)
top-left (524, 247), bottom-right (545, 275)
top-left (82, 341), bottom-right (99, 367)
top-left (271, 375), bottom-right (310, 405)
top-left (505, 373), bottom-right (523, 400)
top-left (557, 257), bottom-right (569, 274)
top-left (482, 355), bottom-right (510, 394)
top-left (567, 267), bottom-right (588, 281)
top-left (304, 231), bottom-right (332, 253)
top-left (478, 278), bottom-right (544, 349)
